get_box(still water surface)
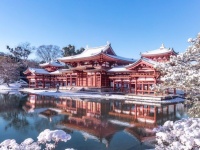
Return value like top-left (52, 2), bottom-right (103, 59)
top-left (0, 92), bottom-right (188, 150)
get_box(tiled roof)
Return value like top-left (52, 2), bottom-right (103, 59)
top-left (58, 44), bottom-right (113, 61)
top-left (39, 61), bottom-right (65, 67)
top-left (108, 65), bottom-right (130, 72)
top-left (28, 68), bottom-right (50, 74)
top-left (141, 44), bottom-right (174, 56)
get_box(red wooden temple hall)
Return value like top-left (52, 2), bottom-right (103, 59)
top-left (24, 43), bottom-right (177, 95)
top-left (108, 44), bottom-right (177, 94)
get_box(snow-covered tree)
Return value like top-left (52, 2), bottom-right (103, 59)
top-left (153, 33), bottom-right (200, 100)
top-left (0, 56), bottom-right (20, 86)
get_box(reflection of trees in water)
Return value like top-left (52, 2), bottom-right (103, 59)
top-left (3, 111), bottom-right (29, 132)
top-left (0, 92), bottom-right (28, 107)
top-left (0, 92), bottom-right (30, 133)
top-left (0, 93), bottom-right (18, 106)
top-left (0, 92), bottom-right (65, 138)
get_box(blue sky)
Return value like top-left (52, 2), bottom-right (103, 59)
top-left (0, 0), bottom-right (200, 59)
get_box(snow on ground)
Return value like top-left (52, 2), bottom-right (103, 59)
top-left (0, 83), bottom-right (21, 90)
top-left (0, 82), bottom-right (185, 103)
top-left (20, 88), bottom-right (126, 100)
top-left (19, 88), bottom-right (185, 104)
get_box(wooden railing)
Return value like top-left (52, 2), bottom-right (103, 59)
top-left (109, 75), bottom-right (130, 79)
top-left (109, 72), bottom-right (160, 79)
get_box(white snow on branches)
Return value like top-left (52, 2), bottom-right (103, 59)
top-left (0, 129), bottom-right (71, 150)
top-left (154, 33), bottom-right (200, 100)
top-left (37, 129), bottom-right (71, 143)
top-left (154, 118), bottom-right (200, 150)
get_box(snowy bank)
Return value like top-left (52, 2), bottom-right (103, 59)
top-left (0, 83), bottom-right (21, 90)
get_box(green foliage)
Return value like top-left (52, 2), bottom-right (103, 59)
top-left (62, 44), bottom-right (84, 56)
top-left (7, 42), bottom-right (33, 65)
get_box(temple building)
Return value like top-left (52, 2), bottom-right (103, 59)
top-left (24, 43), bottom-right (177, 95)
top-left (109, 44), bottom-right (177, 94)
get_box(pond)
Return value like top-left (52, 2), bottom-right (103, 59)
top-left (0, 92), bottom-right (188, 150)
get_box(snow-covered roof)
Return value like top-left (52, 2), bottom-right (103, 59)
top-left (28, 68), bottom-right (50, 75)
top-left (39, 61), bottom-right (65, 67)
top-left (50, 69), bottom-right (63, 75)
top-left (141, 44), bottom-right (174, 56)
top-left (58, 43), bottom-right (113, 61)
top-left (141, 57), bottom-right (158, 65)
top-left (108, 65), bottom-right (130, 72)
top-left (106, 54), bottom-right (135, 63)
top-left (58, 43), bottom-right (135, 64)
top-left (50, 69), bottom-right (72, 75)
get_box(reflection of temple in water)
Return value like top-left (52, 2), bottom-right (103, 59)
top-left (24, 94), bottom-right (185, 145)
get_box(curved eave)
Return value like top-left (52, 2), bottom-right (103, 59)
top-left (34, 73), bottom-right (50, 75)
top-left (39, 64), bottom-right (64, 68)
top-left (83, 68), bottom-right (108, 72)
top-left (108, 70), bottom-right (132, 73)
top-left (50, 72), bottom-right (62, 75)
top-left (103, 54), bottom-right (135, 63)
top-left (126, 59), bottom-right (155, 70)
top-left (62, 70), bottom-right (74, 73)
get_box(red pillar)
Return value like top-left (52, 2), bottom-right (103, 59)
top-left (135, 79), bottom-right (137, 95)
top-left (154, 77), bottom-right (157, 96)
top-left (94, 73), bottom-right (96, 87)
top-left (35, 77), bottom-right (38, 88)
top-left (113, 81), bottom-right (116, 91)
top-left (129, 82), bottom-right (131, 93)
top-left (42, 75), bottom-right (45, 88)
top-left (135, 104), bottom-right (137, 120)
top-left (86, 73), bottom-right (88, 87)
top-left (154, 106), bottom-right (157, 123)
top-left (142, 82), bottom-right (144, 95)
top-left (100, 73), bottom-right (102, 87)
top-left (70, 73), bottom-right (72, 86)
top-left (142, 105), bottom-right (144, 116)
top-left (121, 80), bottom-right (124, 92)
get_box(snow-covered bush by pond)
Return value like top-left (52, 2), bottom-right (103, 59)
top-left (154, 118), bottom-right (200, 150)
top-left (0, 129), bottom-right (71, 150)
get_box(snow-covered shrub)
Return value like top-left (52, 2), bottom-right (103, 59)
top-left (0, 129), bottom-right (71, 150)
top-left (154, 118), bottom-right (200, 150)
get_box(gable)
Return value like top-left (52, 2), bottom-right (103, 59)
top-left (126, 59), bottom-right (155, 72)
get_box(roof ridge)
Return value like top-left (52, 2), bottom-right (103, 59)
top-left (85, 44), bottom-right (109, 51)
